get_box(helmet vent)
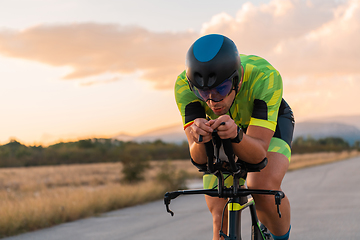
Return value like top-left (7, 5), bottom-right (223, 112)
top-left (194, 73), bottom-right (204, 87)
top-left (208, 73), bottom-right (217, 87)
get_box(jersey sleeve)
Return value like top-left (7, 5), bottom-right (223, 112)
top-left (247, 59), bottom-right (283, 132)
top-left (174, 71), bottom-right (206, 129)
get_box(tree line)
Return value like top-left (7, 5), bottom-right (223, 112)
top-left (0, 139), bottom-right (190, 168)
top-left (0, 137), bottom-right (359, 168)
top-left (292, 136), bottom-right (360, 153)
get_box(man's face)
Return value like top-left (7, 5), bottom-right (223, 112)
top-left (206, 69), bottom-right (243, 116)
top-left (206, 90), bottom-right (236, 115)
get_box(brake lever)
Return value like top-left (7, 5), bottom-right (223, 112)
top-left (164, 192), bottom-right (181, 216)
top-left (165, 201), bottom-right (174, 216)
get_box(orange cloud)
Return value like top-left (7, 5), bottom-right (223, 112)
top-left (0, 24), bottom-right (197, 89)
top-left (201, 0), bottom-right (337, 56)
top-left (272, 0), bottom-right (360, 78)
top-left (0, 0), bottom-right (358, 91)
top-left (201, 0), bottom-right (360, 78)
top-left (198, 0), bottom-right (360, 119)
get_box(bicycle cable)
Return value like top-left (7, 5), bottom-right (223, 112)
top-left (220, 199), bottom-right (231, 235)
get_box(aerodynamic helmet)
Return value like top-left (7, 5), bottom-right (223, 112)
top-left (186, 34), bottom-right (241, 102)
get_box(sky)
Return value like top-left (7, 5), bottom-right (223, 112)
top-left (0, 0), bottom-right (359, 146)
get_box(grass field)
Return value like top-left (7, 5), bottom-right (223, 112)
top-left (0, 150), bottom-right (359, 237)
top-left (0, 162), bottom-right (178, 237)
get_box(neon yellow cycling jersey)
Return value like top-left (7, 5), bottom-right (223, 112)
top-left (175, 54), bottom-right (283, 132)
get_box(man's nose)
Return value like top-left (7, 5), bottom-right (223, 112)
top-left (208, 89), bottom-right (218, 98)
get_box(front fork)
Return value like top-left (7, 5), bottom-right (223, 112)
top-left (249, 203), bottom-right (267, 240)
top-left (220, 197), bottom-right (266, 240)
top-left (219, 196), bottom-right (246, 240)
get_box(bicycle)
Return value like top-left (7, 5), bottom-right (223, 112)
top-left (164, 125), bottom-right (285, 240)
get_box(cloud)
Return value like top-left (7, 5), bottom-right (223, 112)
top-left (201, 0), bottom-right (337, 55)
top-left (0, 0), bottom-right (359, 91)
top-left (201, 0), bottom-right (360, 78)
top-left (0, 23), bottom-right (197, 89)
top-left (272, 0), bottom-right (360, 78)
top-left (199, 0), bottom-right (360, 118)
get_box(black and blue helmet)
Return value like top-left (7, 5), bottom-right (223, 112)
top-left (186, 34), bottom-right (241, 90)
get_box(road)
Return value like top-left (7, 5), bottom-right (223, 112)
top-left (4, 156), bottom-right (360, 240)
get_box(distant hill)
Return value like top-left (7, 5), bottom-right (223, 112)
top-left (133, 124), bottom-right (187, 143)
top-left (294, 121), bottom-right (360, 145)
top-left (308, 115), bottom-right (360, 129)
top-left (112, 133), bottom-right (135, 142)
top-left (113, 115), bottom-right (360, 145)
top-left (113, 124), bottom-right (187, 144)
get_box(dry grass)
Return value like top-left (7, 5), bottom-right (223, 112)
top-left (0, 151), bottom-right (359, 237)
top-left (289, 150), bottom-right (360, 170)
top-left (0, 163), bottom-right (167, 237)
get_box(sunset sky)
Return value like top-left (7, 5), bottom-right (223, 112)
top-left (1, 0), bottom-right (359, 145)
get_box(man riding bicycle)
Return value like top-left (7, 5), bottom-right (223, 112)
top-left (174, 34), bottom-right (294, 240)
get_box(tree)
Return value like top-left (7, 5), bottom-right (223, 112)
top-left (120, 149), bottom-right (150, 183)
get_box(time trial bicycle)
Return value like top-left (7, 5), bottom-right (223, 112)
top-left (164, 125), bottom-right (284, 240)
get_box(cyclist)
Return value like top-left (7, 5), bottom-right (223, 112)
top-left (175, 34), bottom-right (294, 240)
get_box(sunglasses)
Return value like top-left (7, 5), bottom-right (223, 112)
top-left (188, 71), bottom-right (238, 102)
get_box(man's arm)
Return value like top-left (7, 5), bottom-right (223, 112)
top-left (184, 118), bottom-right (215, 165)
top-left (232, 125), bottom-right (273, 164)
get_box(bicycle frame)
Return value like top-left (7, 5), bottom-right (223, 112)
top-left (164, 130), bottom-right (284, 240)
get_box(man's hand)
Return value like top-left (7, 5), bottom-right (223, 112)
top-left (210, 115), bottom-right (238, 140)
top-left (189, 118), bottom-right (215, 143)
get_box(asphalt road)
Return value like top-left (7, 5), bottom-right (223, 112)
top-left (4, 156), bottom-right (360, 240)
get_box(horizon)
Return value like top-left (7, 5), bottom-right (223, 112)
top-left (117, 113), bottom-right (360, 136)
top-left (4, 113), bottom-right (360, 147)
top-left (1, 0), bottom-right (360, 146)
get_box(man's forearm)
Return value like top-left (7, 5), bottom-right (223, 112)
top-left (232, 133), bottom-right (268, 164)
top-left (231, 125), bottom-right (273, 164)
top-left (189, 142), bottom-right (207, 165)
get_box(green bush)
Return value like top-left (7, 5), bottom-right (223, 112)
top-left (292, 137), bottom-right (351, 153)
top-left (156, 161), bottom-right (189, 191)
top-left (120, 151), bottom-right (150, 183)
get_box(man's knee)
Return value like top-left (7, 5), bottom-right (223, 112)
top-left (247, 173), bottom-right (282, 190)
top-left (250, 193), bottom-right (276, 211)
